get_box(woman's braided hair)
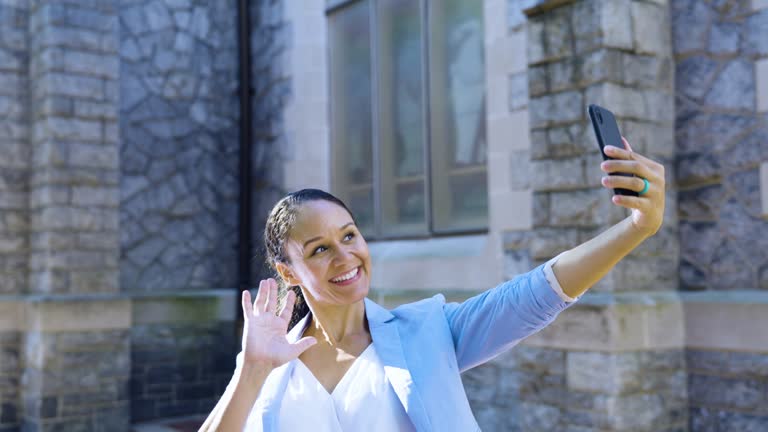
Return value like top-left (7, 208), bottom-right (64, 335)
top-left (264, 189), bottom-right (357, 330)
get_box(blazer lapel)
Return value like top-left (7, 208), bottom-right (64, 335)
top-left (365, 298), bottom-right (432, 432)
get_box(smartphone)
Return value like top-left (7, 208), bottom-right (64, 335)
top-left (588, 104), bottom-right (638, 197)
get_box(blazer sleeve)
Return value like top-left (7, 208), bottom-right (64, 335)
top-left (442, 261), bottom-right (575, 372)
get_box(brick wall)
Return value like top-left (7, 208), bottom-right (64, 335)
top-left (0, 0), bottom-right (30, 296)
top-left (130, 321), bottom-right (235, 422)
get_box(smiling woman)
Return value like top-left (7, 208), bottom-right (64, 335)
top-left (199, 135), bottom-right (667, 431)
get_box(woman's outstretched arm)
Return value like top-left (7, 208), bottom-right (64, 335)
top-left (552, 138), bottom-right (666, 298)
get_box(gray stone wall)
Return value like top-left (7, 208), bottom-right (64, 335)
top-left (0, 0), bottom-right (30, 295)
top-left (21, 330), bottom-right (131, 432)
top-left (687, 349), bottom-right (768, 431)
top-left (0, 333), bottom-right (20, 432)
top-left (130, 321), bottom-right (235, 422)
top-left (118, 0), bottom-right (241, 292)
top-left (464, 346), bottom-right (687, 431)
top-left (673, 0), bottom-right (768, 291)
top-left (526, 0), bottom-right (679, 293)
top-left (249, 0), bottom-right (291, 281)
top-left (27, 0), bottom-right (122, 295)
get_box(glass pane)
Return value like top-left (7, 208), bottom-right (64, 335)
top-left (429, 0), bottom-right (488, 232)
top-left (330, 1), bottom-right (374, 234)
top-left (377, 0), bottom-right (427, 236)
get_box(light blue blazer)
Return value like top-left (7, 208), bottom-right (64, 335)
top-left (243, 262), bottom-right (575, 431)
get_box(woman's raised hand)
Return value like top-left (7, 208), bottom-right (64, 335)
top-left (600, 137), bottom-right (666, 237)
top-left (240, 279), bottom-right (317, 370)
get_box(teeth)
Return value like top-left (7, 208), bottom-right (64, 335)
top-left (331, 267), bottom-right (358, 283)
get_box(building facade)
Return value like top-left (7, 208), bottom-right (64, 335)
top-left (0, 0), bottom-right (766, 431)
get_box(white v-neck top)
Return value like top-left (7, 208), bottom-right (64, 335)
top-left (276, 344), bottom-right (416, 432)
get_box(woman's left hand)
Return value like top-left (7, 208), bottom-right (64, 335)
top-left (600, 137), bottom-right (666, 237)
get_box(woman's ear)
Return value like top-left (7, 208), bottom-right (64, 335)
top-left (275, 262), bottom-right (301, 287)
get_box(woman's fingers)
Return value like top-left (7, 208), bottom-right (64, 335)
top-left (242, 290), bottom-right (253, 319)
top-left (254, 280), bottom-right (266, 314)
top-left (600, 159), bottom-right (656, 182)
top-left (279, 289), bottom-right (296, 321)
top-left (266, 279), bottom-right (278, 314)
top-left (601, 175), bottom-right (652, 194)
top-left (610, 194), bottom-right (648, 211)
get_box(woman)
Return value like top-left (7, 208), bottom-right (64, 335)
top-left (200, 138), bottom-right (665, 431)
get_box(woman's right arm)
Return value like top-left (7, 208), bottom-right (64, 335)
top-left (198, 359), bottom-right (272, 431)
top-left (198, 280), bottom-right (317, 432)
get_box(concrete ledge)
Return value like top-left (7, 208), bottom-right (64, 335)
top-left (524, 291), bottom-right (686, 351)
top-left (132, 289), bottom-right (238, 325)
top-left (683, 291), bottom-right (768, 351)
top-left (0, 290), bottom-right (239, 331)
top-left (26, 297), bottom-right (131, 333)
top-left (372, 289), bottom-right (768, 352)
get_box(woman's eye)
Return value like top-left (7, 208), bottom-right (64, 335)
top-left (313, 246), bottom-right (327, 255)
top-left (344, 232), bottom-right (355, 241)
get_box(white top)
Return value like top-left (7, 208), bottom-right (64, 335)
top-left (276, 344), bottom-right (416, 432)
top-left (243, 256), bottom-right (572, 430)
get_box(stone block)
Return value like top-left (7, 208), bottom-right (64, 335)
top-left (584, 83), bottom-right (646, 120)
top-left (688, 374), bottom-right (764, 410)
top-left (528, 64), bottom-right (548, 97)
top-left (671, 0), bottom-right (712, 54)
top-left (709, 21), bottom-right (740, 55)
top-left (543, 9), bottom-right (572, 61)
top-left (578, 49), bottom-right (623, 88)
top-left (675, 55), bottom-right (718, 101)
top-left (67, 142), bottom-right (118, 169)
top-left (631, 1), bottom-right (670, 55)
top-left (705, 59), bottom-right (755, 111)
top-left (526, 19), bottom-right (546, 65)
top-left (762, 163), bottom-right (768, 218)
top-left (529, 91), bottom-right (583, 128)
top-left (549, 188), bottom-right (626, 228)
top-left (35, 70), bottom-right (105, 100)
top-left (757, 59), bottom-right (768, 113)
top-left (601, 0), bottom-right (633, 50)
top-left (744, 9), bottom-right (768, 56)
top-left (530, 156), bottom-right (585, 192)
top-left (71, 186), bottom-right (119, 207)
top-left (508, 71), bottom-right (528, 110)
top-left (529, 227), bottom-right (580, 260)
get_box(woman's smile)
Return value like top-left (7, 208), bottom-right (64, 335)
top-left (329, 266), bottom-right (361, 285)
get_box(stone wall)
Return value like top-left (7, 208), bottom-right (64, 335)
top-left (118, 0), bottom-right (241, 292)
top-left (673, 0), bottom-right (768, 292)
top-left (0, 333), bottom-right (20, 432)
top-left (0, 0), bottom-right (30, 296)
top-left (130, 321), bottom-right (234, 422)
top-left (248, 0), bottom-right (291, 280)
top-left (687, 349), bottom-right (768, 431)
top-left (21, 329), bottom-right (131, 432)
top-left (671, 1), bottom-right (768, 429)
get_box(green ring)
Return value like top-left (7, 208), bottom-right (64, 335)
top-left (639, 178), bottom-right (650, 196)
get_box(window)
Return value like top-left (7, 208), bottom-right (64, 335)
top-left (329, 0), bottom-right (487, 238)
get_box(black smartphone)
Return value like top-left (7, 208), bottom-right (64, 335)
top-left (588, 104), bottom-right (638, 197)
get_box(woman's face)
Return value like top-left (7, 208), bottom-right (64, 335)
top-left (280, 200), bottom-right (371, 306)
